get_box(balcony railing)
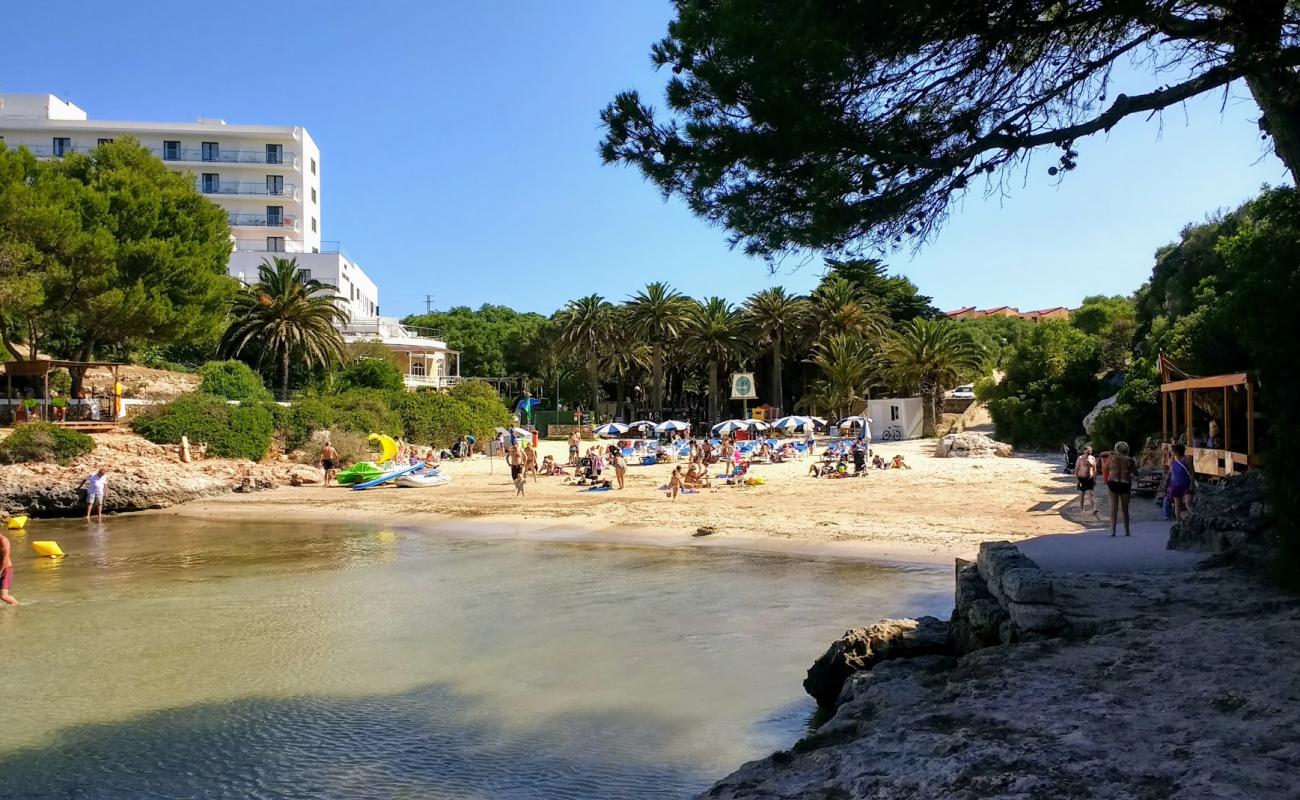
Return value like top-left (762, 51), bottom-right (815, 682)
top-left (342, 318), bottom-right (445, 343)
top-left (403, 374), bottom-right (462, 389)
top-left (16, 143), bottom-right (83, 158)
top-left (199, 180), bottom-right (299, 199)
top-left (232, 239), bottom-right (345, 256)
top-left (228, 213), bottom-right (297, 229)
top-left (154, 147), bottom-right (300, 167)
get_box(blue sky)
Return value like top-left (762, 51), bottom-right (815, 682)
top-left (2, 1), bottom-right (1289, 317)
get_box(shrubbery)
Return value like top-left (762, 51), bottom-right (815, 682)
top-left (132, 393), bottom-right (275, 461)
top-left (197, 360), bottom-right (272, 401)
top-left (0, 422), bottom-right (95, 465)
top-left (336, 358), bottom-right (405, 392)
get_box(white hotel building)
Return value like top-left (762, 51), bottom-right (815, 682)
top-left (0, 94), bottom-right (459, 388)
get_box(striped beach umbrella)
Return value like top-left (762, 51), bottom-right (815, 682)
top-left (593, 422), bottom-right (629, 437)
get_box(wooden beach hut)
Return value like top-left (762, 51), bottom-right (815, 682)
top-left (1158, 354), bottom-right (1256, 476)
top-left (2, 359), bottom-right (124, 432)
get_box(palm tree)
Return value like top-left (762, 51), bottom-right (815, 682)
top-left (597, 310), bottom-right (651, 421)
top-left (810, 275), bottom-right (890, 343)
top-left (624, 282), bottom-right (695, 417)
top-left (219, 257), bottom-right (348, 400)
top-left (808, 333), bottom-right (878, 420)
top-left (687, 297), bottom-right (748, 424)
top-left (554, 294), bottom-right (614, 417)
top-left (883, 319), bottom-right (985, 437)
top-left (743, 287), bottom-right (812, 415)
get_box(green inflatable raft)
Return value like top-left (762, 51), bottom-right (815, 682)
top-left (335, 461), bottom-right (385, 485)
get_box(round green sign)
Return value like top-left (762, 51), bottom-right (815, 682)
top-left (735, 375), bottom-right (752, 396)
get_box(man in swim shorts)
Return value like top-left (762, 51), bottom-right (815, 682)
top-left (319, 440), bottom-right (339, 485)
top-left (1074, 445), bottom-right (1098, 513)
top-left (1, 531), bottom-right (16, 605)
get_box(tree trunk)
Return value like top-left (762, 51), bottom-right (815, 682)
top-left (771, 332), bottom-right (783, 414)
top-left (616, 374), bottom-right (626, 422)
top-left (589, 356), bottom-right (600, 422)
top-left (1246, 68), bottom-right (1300, 182)
top-left (652, 343), bottom-right (664, 417)
top-left (708, 361), bottom-right (719, 424)
top-left (920, 378), bottom-right (938, 438)
top-left (279, 349), bottom-right (291, 402)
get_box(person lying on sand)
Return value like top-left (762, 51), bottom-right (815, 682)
top-left (891, 455), bottom-right (912, 470)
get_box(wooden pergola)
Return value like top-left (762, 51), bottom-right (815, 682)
top-left (3, 359), bottom-right (125, 430)
top-left (1159, 354), bottom-right (1255, 476)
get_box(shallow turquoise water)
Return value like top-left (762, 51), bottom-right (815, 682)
top-left (0, 516), bottom-right (951, 798)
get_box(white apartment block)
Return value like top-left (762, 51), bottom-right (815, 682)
top-left (0, 94), bottom-right (460, 389)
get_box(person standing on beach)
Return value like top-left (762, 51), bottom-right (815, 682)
top-left (320, 440), bottom-right (339, 485)
top-left (524, 445), bottom-right (538, 481)
top-left (612, 450), bottom-right (627, 489)
top-left (1073, 445), bottom-right (1097, 513)
top-left (1, 532), bottom-right (17, 605)
top-left (568, 431), bottom-right (581, 466)
top-left (508, 443), bottom-right (525, 484)
top-left (1106, 442), bottom-right (1136, 537)
top-left (667, 465), bottom-right (684, 499)
top-left (1167, 443), bottom-right (1195, 522)
top-left (83, 467), bottom-right (108, 520)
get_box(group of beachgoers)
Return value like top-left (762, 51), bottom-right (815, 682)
top-left (1071, 440), bottom-right (1196, 537)
top-left (807, 440), bottom-right (910, 478)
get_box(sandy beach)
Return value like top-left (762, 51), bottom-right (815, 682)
top-left (169, 435), bottom-right (1148, 565)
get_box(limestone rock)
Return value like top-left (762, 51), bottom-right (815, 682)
top-left (1007, 601), bottom-right (1067, 636)
top-left (936, 431), bottom-right (1013, 458)
top-left (803, 616), bottom-right (950, 708)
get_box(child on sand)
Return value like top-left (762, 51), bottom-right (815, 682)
top-left (667, 466), bottom-right (684, 499)
top-left (1, 532), bottom-right (16, 605)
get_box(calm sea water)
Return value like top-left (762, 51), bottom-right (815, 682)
top-left (0, 516), bottom-right (951, 799)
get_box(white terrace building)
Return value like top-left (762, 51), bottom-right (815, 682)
top-left (0, 93), bottom-right (458, 389)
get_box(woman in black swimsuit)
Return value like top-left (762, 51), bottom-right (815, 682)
top-left (1107, 441), bottom-right (1136, 537)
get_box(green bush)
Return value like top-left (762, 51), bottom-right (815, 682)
top-left (328, 390), bottom-right (404, 437)
top-left (198, 360), bottom-right (272, 401)
top-left (132, 393), bottom-right (273, 461)
top-left (984, 322), bottom-right (1106, 447)
top-left (282, 397), bottom-right (335, 451)
top-left (0, 422), bottom-right (95, 465)
top-left (337, 358), bottom-right (405, 392)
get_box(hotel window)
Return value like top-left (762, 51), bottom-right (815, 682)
top-left (266, 175), bottom-right (283, 196)
top-left (201, 141), bottom-right (219, 161)
top-left (298, 268), bottom-right (312, 282)
top-left (162, 140), bottom-right (180, 160)
top-left (266, 206), bottom-right (283, 226)
top-left (201, 173), bottom-right (220, 193)
top-left (97, 138), bottom-right (114, 146)
top-left (266, 237), bottom-right (285, 252)
top-left (52, 137), bottom-right (71, 157)
top-left (310, 187), bottom-right (317, 204)
top-left (311, 217), bottom-right (317, 233)
top-left (310, 157), bottom-right (317, 175)
top-left (411, 361), bottom-right (427, 377)
top-left (265, 143), bottom-right (282, 164)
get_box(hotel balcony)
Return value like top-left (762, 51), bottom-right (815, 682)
top-left (154, 147), bottom-right (300, 169)
top-left (199, 180), bottom-right (300, 200)
top-left (232, 239), bottom-right (345, 255)
top-left (402, 374), bottom-right (463, 390)
top-left (341, 318), bottom-right (446, 348)
top-left (228, 213), bottom-right (299, 231)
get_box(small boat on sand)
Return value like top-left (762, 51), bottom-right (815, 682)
top-left (395, 470), bottom-right (452, 489)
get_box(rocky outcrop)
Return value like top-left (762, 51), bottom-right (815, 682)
top-left (703, 569), bottom-right (1300, 800)
top-left (973, 541), bottom-right (1065, 640)
top-left (803, 617), bottom-right (950, 708)
top-left (0, 430), bottom-right (321, 518)
top-left (935, 431), bottom-right (1013, 458)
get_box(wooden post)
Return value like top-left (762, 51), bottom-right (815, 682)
top-left (1246, 378), bottom-right (1255, 464)
top-left (1184, 389), bottom-right (1193, 445)
top-left (1161, 390), bottom-right (1168, 442)
top-left (1223, 387), bottom-right (1232, 455)
top-left (43, 368), bottom-right (50, 422)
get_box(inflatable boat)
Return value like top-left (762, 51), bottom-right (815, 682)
top-left (395, 470), bottom-right (452, 488)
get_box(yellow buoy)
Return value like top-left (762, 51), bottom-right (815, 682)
top-left (6, 515), bottom-right (29, 530)
top-left (31, 540), bottom-right (64, 558)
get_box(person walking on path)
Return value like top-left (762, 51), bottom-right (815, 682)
top-left (319, 440), bottom-right (339, 485)
top-left (1074, 445), bottom-right (1098, 514)
top-left (1167, 443), bottom-right (1196, 522)
top-left (1, 532), bottom-right (16, 606)
top-left (1106, 442), bottom-right (1137, 537)
top-left (83, 467), bottom-right (108, 521)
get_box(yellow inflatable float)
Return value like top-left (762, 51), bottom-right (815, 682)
top-left (367, 433), bottom-right (399, 465)
top-left (31, 540), bottom-right (65, 558)
top-left (6, 515), bottom-right (29, 530)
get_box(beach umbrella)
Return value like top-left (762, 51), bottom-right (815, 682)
top-left (742, 419), bottom-right (772, 432)
top-left (655, 420), bottom-right (691, 433)
top-left (627, 420), bottom-right (656, 431)
top-left (772, 415), bottom-right (814, 431)
top-left (835, 416), bottom-right (868, 429)
top-left (711, 419), bottom-right (749, 435)
top-left (809, 416), bottom-right (828, 430)
top-left (593, 422), bottom-right (629, 437)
